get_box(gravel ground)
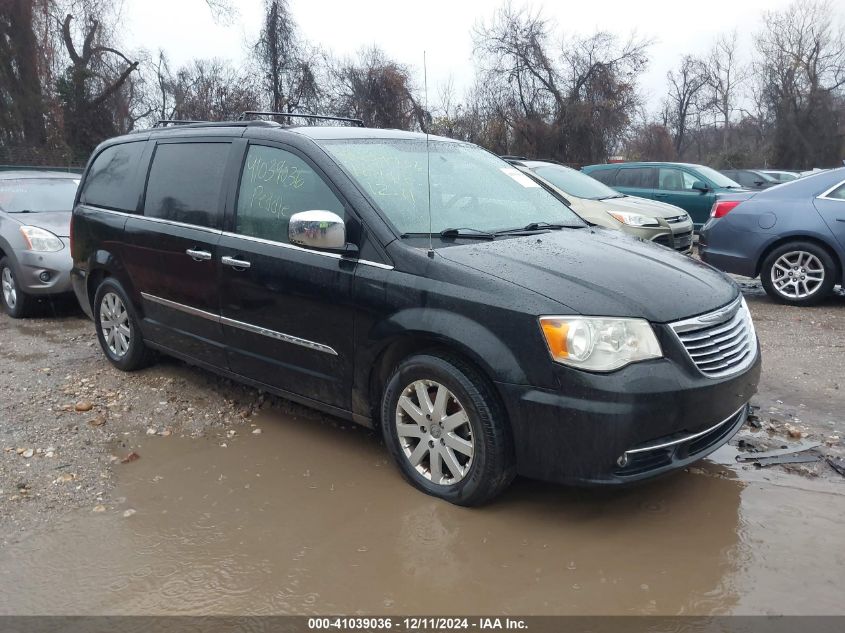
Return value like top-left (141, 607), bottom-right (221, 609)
top-left (1, 282), bottom-right (844, 543)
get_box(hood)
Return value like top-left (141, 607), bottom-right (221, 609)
top-left (438, 227), bottom-right (738, 323)
top-left (5, 210), bottom-right (72, 237)
top-left (602, 195), bottom-right (688, 218)
top-left (565, 198), bottom-right (618, 229)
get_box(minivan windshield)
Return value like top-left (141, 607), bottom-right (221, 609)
top-left (531, 164), bottom-right (622, 200)
top-left (322, 139), bottom-right (585, 234)
top-left (0, 178), bottom-right (79, 213)
top-left (695, 166), bottom-right (741, 188)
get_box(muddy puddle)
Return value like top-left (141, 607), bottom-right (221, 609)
top-left (1, 407), bottom-right (843, 616)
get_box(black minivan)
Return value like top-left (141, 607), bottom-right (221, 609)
top-left (70, 116), bottom-right (761, 505)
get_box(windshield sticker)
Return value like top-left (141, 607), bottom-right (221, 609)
top-left (501, 167), bottom-right (540, 188)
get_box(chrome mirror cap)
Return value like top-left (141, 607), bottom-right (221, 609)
top-left (289, 210), bottom-right (346, 250)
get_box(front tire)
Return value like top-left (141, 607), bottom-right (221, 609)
top-left (761, 241), bottom-right (837, 306)
top-left (93, 278), bottom-right (154, 371)
top-left (0, 258), bottom-right (33, 318)
top-left (380, 353), bottom-right (515, 506)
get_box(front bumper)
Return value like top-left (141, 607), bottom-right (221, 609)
top-left (71, 268), bottom-right (93, 319)
top-left (652, 218), bottom-right (694, 254)
top-left (496, 344), bottom-right (761, 485)
top-left (12, 242), bottom-right (73, 296)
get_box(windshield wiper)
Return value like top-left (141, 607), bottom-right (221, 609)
top-left (438, 227), bottom-right (496, 240)
top-left (8, 209), bottom-right (36, 213)
top-left (495, 222), bottom-right (574, 235)
top-left (597, 194), bottom-right (624, 200)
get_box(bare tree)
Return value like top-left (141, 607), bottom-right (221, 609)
top-left (253, 0), bottom-right (321, 114)
top-left (0, 0), bottom-right (49, 146)
top-left (56, 7), bottom-right (139, 155)
top-left (327, 46), bottom-right (424, 129)
top-left (625, 121), bottom-right (676, 161)
top-left (168, 58), bottom-right (261, 121)
top-left (755, 0), bottom-right (845, 167)
top-left (472, 2), bottom-right (650, 163)
top-left (664, 55), bottom-right (708, 156)
top-left (705, 30), bottom-right (746, 155)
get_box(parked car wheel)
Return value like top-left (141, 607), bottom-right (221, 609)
top-left (93, 278), bottom-right (154, 371)
top-left (0, 257), bottom-right (33, 318)
top-left (761, 242), bottom-right (837, 306)
top-left (380, 353), bottom-right (516, 506)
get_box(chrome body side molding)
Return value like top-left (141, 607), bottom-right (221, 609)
top-left (140, 292), bottom-right (338, 356)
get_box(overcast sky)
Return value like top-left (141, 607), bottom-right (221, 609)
top-left (122, 0), bottom-right (839, 111)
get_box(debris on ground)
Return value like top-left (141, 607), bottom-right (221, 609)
top-left (120, 452), bottom-right (140, 464)
top-left (826, 456), bottom-right (845, 477)
top-left (736, 441), bottom-right (825, 467)
top-left (754, 453), bottom-right (821, 467)
top-left (736, 441), bottom-right (822, 462)
top-left (87, 415), bottom-right (107, 427)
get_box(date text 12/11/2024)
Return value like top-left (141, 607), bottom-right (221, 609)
top-left (307, 617), bottom-right (529, 630)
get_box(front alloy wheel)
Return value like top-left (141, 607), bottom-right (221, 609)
top-left (381, 353), bottom-right (515, 506)
top-left (1, 266), bottom-right (16, 311)
top-left (0, 258), bottom-right (32, 318)
top-left (395, 380), bottom-right (474, 485)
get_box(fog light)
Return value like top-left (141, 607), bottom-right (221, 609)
top-left (39, 272), bottom-right (51, 282)
top-left (616, 454), bottom-right (628, 468)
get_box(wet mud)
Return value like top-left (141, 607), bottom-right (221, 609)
top-left (1, 407), bottom-right (843, 616)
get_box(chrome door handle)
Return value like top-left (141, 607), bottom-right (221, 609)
top-left (221, 255), bottom-right (251, 270)
top-left (186, 249), bottom-right (212, 261)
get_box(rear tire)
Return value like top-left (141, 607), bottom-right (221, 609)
top-left (93, 278), bottom-right (154, 371)
top-left (761, 241), bottom-right (837, 306)
top-left (380, 353), bottom-right (516, 506)
top-left (0, 258), bottom-right (33, 318)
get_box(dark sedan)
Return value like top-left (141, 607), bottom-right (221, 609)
top-left (700, 168), bottom-right (845, 305)
top-left (720, 169), bottom-right (779, 190)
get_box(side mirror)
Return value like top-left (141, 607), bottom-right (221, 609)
top-left (692, 180), bottom-right (710, 193)
top-left (289, 210), bottom-right (347, 251)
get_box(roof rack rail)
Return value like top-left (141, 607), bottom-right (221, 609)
top-left (238, 111), bottom-right (365, 127)
top-left (153, 119), bottom-right (209, 128)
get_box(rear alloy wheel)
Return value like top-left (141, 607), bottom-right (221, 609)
top-left (761, 242), bottom-right (837, 306)
top-left (99, 291), bottom-right (131, 358)
top-left (381, 353), bottom-right (515, 506)
top-left (94, 278), bottom-right (154, 371)
top-left (0, 258), bottom-right (33, 318)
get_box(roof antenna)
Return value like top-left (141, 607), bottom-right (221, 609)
top-left (424, 51), bottom-right (434, 259)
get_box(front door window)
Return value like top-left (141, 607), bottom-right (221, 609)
top-left (235, 145), bottom-right (345, 243)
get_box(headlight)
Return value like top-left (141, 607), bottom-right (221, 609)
top-left (608, 211), bottom-right (660, 227)
top-left (20, 226), bottom-right (64, 252)
top-left (539, 316), bottom-right (663, 371)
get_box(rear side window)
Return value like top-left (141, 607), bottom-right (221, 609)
top-left (81, 142), bottom-right (146, 211)
top-left (589, 169), bottom-right (618, 185)
top-left (617, 167), bottom-right (655, 188)
top-left (143, 142), bottom-right (230, 228)
top-left (234, 144), bottom-right (345, 244)
top-left (824, 183), bottom-right (845, 200)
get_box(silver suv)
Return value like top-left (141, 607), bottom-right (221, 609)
top-left (0, 171), bottom-right (79, 317)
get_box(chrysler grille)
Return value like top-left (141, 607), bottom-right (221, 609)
top-left (670, 297), bottom-right (757, 378)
